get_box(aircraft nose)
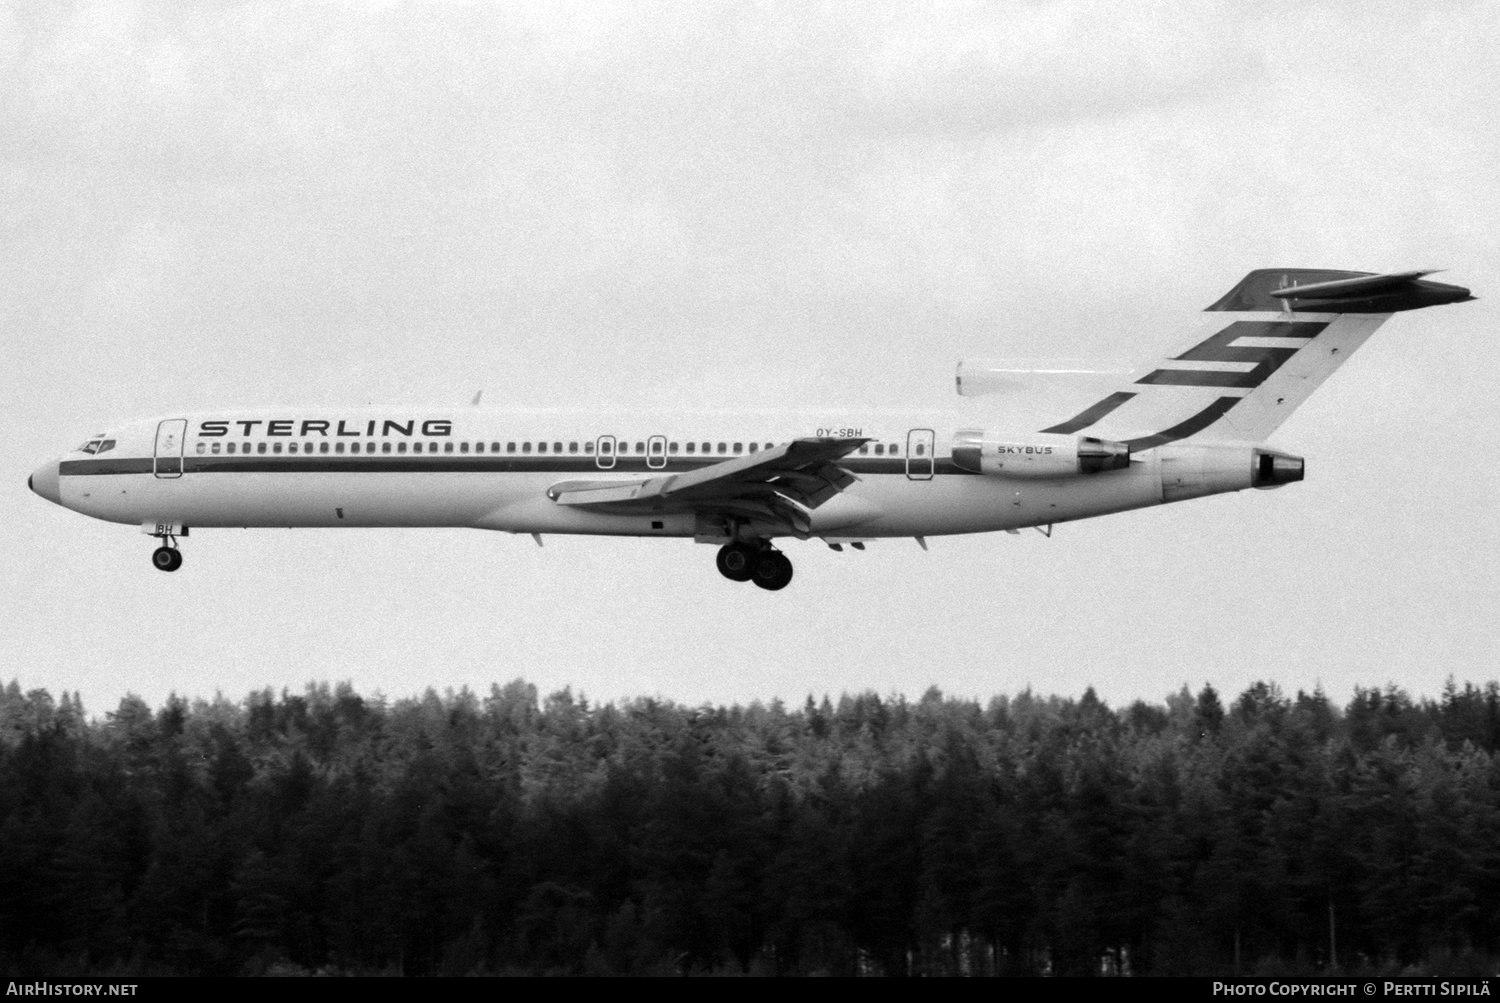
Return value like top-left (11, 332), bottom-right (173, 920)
top-left (29, 460), bottom-right (61, 505)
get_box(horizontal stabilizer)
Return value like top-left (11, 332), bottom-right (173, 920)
top-left (1268, 270), bottom-right (1436, 300)
top-left (1208, 268), bottom-right (1472, 314)
top-left (956, 358), bottom-right (1133, 399)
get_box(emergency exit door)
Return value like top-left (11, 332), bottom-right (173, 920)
top-left (154, 419), bottom-right (187, 478)
top-left (595, 435), bottom-right (617, 470)
top-left (906, 428), bottom-right (935, 480)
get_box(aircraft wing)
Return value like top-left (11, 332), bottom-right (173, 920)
top-left (545, 437), bottom-right (868, 536)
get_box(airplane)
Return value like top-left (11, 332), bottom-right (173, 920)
top-left (29, 268), bottom-right (1472, 591)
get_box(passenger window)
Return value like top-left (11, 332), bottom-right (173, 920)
top-left (717, 443), bottom-right (726, 454)
top-left (598, 441), bottom-right (609, 454)
top-left (555, 442), bottom-right (563, 453)
top-left (889, 444), bottom-right (898, 455)
top-left (491, 442), bottom-right (500, 452)
top-left (461, 442), bottom-right (471, 454)
top-left (444, 442), bottom-right (454, 453)
top-left (226, 442), bottom-right (236, 454)
top-left (702, 442), bottom-right (710, 453)
top-left (537, 442), bottom-right (546, 453)
top-left (636, 442), bottom-right (645, 454)
top-left (196, 443), bottom-right (205, 454)
top-left (398, 442), bottom-right (408, 454)
top-left (569, 442), bottom-right (578, 454)
top-left (669, 442), bottom-right (679, 454)
top-left (733, 442), bottom-right (742, 453)
top-left (273, 443), bottom-right (283, 454)
top-left (320, 442), bottom-right (329, 454)
top-left (765, 442), bottom-right (773, 451)
top-left (257, 443), bottom-right (266, 454)
top-left (380, 442), bottom-right (390, 454)
top-left (686, 442), bottom-right (696, 454)
top-left (211, 443), bottom-right (221, 454)
top-left (874, 444), bottom-right (884, 455)
top-left (335, 442), bottom-right (345, 454)
top-left (859, 445), bottom-right (869, 454)
top-left (585, 441), bottom-right (594, 453)
top-left (507, 442), bottom-right (516, 453)
top-left (916, 443), bottom-right (926, 456)
top-left (748, 443), bottom-right (757, 453)
top-left (522, 442), bottom-right (531, 454)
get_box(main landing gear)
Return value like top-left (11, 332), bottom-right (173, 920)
top-left (716, 542), bottom-right (793, 591)
top-left (151, 536), bottom-right (183, 573)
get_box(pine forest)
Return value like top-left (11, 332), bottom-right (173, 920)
top-left (2, 678), bottom-right (1499, 976)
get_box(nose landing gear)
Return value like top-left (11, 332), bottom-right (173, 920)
top-left (716, 542), bottom-right (793, 591)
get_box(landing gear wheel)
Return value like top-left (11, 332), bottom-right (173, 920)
top-left (716, 542), bottom-right (757, 582)
top-left (152, 546), bottom-right (182, 572)
top-left (751, 550), bottom-right (793, 591)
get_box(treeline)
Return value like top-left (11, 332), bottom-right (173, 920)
top-left (2, 678), bottom-right (1499, 976)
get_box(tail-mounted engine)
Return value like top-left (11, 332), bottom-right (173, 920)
top-left (951, 430), bottom-right (1131, 478)
top-left (1252, 448), bottom-right (1304, 488)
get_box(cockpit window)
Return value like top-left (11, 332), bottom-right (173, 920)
top-left (76, 437), bottom-right (116, 454)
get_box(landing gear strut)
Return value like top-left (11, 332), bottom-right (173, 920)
top-left (716, 542), bottom-right (793, 591)
top-left (151, 537), bottom-right (183, 572)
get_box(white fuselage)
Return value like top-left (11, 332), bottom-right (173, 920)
top-left (39, 408), bottom-right (1267, 542)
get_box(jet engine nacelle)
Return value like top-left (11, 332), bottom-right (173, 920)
top-left (950, 430), bottom-right (1131, 478)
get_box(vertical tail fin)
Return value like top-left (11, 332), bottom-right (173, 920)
top-left (1036, 269), bottom-right (1472, 447)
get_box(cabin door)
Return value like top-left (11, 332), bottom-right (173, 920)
top-left (906, 428), bottom-right (935, 481)
top-left (154, 419), bottom-right (187, 479)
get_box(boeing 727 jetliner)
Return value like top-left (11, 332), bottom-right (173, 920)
top-left (29, 269), bottom-right (1472, 590)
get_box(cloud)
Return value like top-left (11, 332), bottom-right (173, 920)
top-left (3, 0), bottom-right (1498, 720)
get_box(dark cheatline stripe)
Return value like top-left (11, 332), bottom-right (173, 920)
top-left (1039, 391), bottom-right (1137, 435)
top-left (60, 455), bottom-right (935, 478)
top-left (180, 456), bottom-right (726, 475)
top-left (1135, 320), bottom-right (1328, 390)
top-left (59, 458), bottom-right (155, 476)
top-left (1123, 397), bottom-right (1240, 451)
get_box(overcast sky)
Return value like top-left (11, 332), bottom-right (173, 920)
top-left (4, 1), bottom-right (1497, 718)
